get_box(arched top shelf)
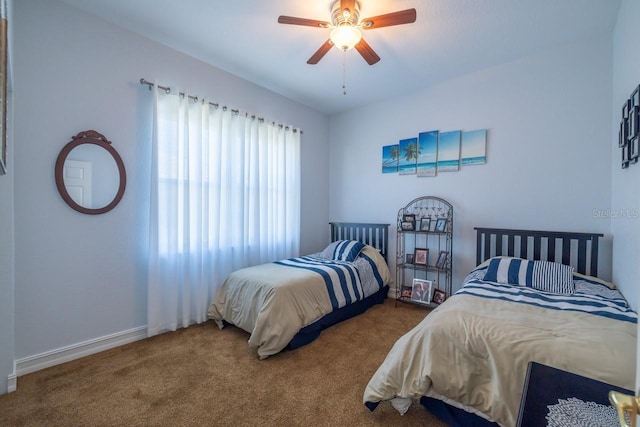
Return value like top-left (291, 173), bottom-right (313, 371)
top-left (397, 196), bottom-right (453, 233)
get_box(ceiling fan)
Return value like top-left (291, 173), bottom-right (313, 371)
top-left (278, 0), bottom-right (417, 66)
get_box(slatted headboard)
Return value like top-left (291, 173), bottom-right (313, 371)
top-left (474, 227), bottom-right (604, 277)
top-left (329, 222), bottom-right (390, 261)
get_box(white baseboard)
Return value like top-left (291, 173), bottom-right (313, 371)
top-left (7, 361), bottom-right (16, 393)
top-left (16, 326), bottom-right (147, 377)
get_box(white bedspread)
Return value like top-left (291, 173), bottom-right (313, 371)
top-left (208, 245), bottom-right (391, 359)
top-left (363, 278), bottom-right (637, 427)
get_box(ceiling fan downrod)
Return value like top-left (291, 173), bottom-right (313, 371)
top-left (342, 50), bottom-right (347, 95)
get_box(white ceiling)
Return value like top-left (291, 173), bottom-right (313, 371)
top-left (58, 0), bottom-right (621, 115)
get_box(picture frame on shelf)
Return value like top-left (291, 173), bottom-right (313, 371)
top-left (420, 218), bottom-right (431, 231)
top-left (401, 221), bottom-right (415, 231)
top-left (435, 218), bottom-right (448, 233)
top-left (436, 250), bottom-right (448, 269)
top-left (403, 214), bottom-right (416, 223)
top-left (405, 253), bottom-right (415, 264)
top-left (401, 286), bottom-right (412, 298)
top-left (411, 279), bottom-right (432, 304)
top-left (433, 289), bottom-right (447, 304)
top-left (414, 248), bottom-right (428, 265)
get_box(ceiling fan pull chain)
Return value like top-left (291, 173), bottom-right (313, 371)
top-left (342, 49), bottom-right (347, 95)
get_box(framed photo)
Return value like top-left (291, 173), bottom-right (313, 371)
top-left (435, 218), bottom-right (448, 233)
top-left (405, 253), bottom-right (415, 264)
top-left (436, 250), bottom-right (448, 269)
top-left (419, 218), bottom-right (431, 231)
top-left (403, 214), bottom-right (415, 222)
top-left (411, 279), bottom-right (432, 305)
top-left (401, 286), bottom-right (412, 298)
top-left (401, 221), bottom-right (415, 231)
top-left (623, 141), bottom-right (630, 169)
top-left (630, 106), bottom-right (639, 141)
top-left (414, 248), bottom-right (428, 265)
top-left (632, 136), bottom-right (640, 162)
top-left (433, 289), bottom-right (447, 304)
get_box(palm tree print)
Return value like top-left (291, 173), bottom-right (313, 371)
top-left (403, 140), bottom-right (420, 161)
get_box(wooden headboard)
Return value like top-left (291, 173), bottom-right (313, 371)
top-left (329, 222), bottom-right (390, 261)
top-left (474, 227), bottom-right (604, 277)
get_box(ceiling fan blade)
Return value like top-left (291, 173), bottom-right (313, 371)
top-left (355, 38), bottom-right (380, 65)
top-left (278, 16), bottom-right (330, 28)
top-left (307, 40), bottom-right (333, 64)
top-left (361, 9), bottom-right (417, 29)
top-left (340, 0), bottom-right (356, 14)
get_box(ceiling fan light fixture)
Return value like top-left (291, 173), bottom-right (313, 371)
top-left (330, 24), bottom-right (362, 51)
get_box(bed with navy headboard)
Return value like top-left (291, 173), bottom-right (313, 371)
top-left (364, 227), bottom-right (636, 427)
top-left (207, 222), bottom-right (391, 359)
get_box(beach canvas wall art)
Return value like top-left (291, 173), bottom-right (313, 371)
top-left (398, 137), bottom-right (418, 175)
top-left (382, 144), bottom-right (399, 173)
top-left (461, 130), bottom-right (487, 165)
top-left (381, 128), bottom-right (488, 177)
top-left (417, 131), bottom-right (438, 177)
top-left (437, 131), bottom-right (461, 172)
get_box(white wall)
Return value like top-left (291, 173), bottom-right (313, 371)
top-left (612, 0), bottom-right (640, 313)
top-left (12, 0), bottom-right (329, 367)
top-left (329, 35), bottom-right (614, 292)
top-left (611, 0), bottom-right (640, 393)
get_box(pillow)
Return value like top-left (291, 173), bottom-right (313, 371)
top-left (321, 240), bottom-right (366, 262)
top-left (483, 257), bottom-right (575, 294)
top-left (573, 271), bottom-right (617, 289)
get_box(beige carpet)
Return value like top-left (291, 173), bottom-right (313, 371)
top-left (0, 299), bottom-right (447, 426)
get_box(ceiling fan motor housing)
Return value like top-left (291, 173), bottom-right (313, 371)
top-left (331, 0), bottom-right (360, 26)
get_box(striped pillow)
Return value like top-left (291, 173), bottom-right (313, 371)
top-left (483, 257), bottom-right (575, 294)
top-left (321, 240), bottom-right (366, 262)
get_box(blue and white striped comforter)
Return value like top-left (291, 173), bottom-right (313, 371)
top-left (275, 252), bottom-right (385, 310)
top-left (208, 246), bottom-right (391, 359)
top-left (363, 267), bottom-right (636, 427)
top-left (459, 267), bottom-right (636, 324)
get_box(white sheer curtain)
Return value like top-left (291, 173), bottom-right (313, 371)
top-left (147, 83), bottom-right (301, 337)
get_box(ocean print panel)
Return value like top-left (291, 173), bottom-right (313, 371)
top-left (461, 129), bottom-right (487, 165)
top-left (437, 131), bottom-right (461, 172)
top-left (382, 144), bottom-right (399, 173)
top-left (398, 137), bottom-right (418, 175)
top-left (417, 131), bottom-right (438, 177)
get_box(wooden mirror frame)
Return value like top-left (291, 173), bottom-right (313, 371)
top-left (54, 130), bottom-right (126, 215)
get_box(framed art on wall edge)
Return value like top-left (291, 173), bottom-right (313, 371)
top-left (0, 0), bottom-right (7, 176)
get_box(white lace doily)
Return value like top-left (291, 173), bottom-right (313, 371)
top-left (546, 397), bottom-right (625, 427)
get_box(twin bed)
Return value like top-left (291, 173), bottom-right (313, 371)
top-left (207, 223), bottom-right (636, 427)
top-left (363, 227), bottom-right (637, 427)
top-left (207, 222), bottom-right (392, 359)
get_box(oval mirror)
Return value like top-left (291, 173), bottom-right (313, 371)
top-left (55, 130), bottom-right (126, 215)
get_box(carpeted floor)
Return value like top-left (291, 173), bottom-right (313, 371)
top-left (0, 299), bottom-right (447, 426)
